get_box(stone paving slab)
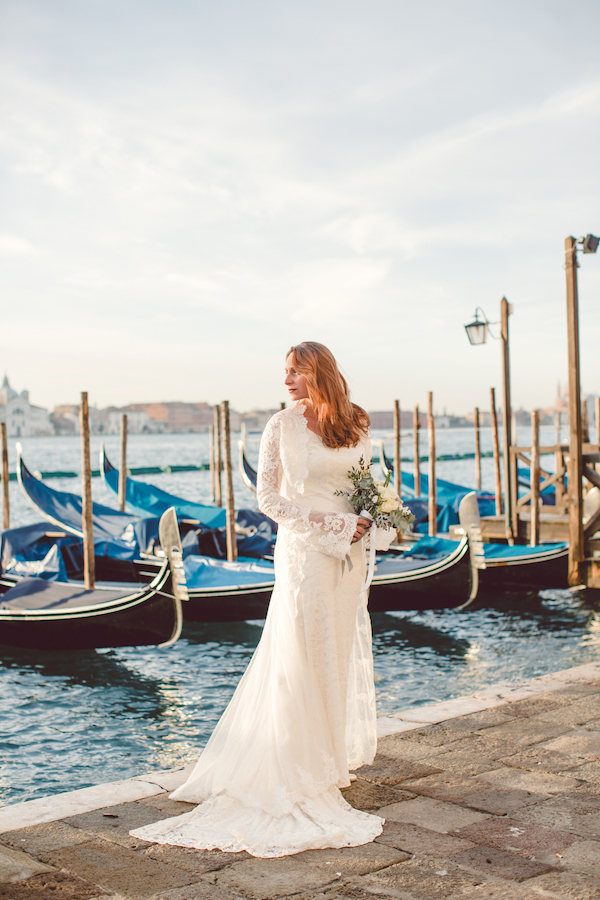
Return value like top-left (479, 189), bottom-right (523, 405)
top-left (421, 748), bottom-right (503, 777)
top-left (144, 843), bottom-right (248, 875)
top-left (1, 820), bottom-right (94, 855)
top-left (453, 786), bottom-right (551, 816)
top-left (511, 795), bottom-right (600, 839)
top-left (355, 755), bottom-right (442, 785)
top-left (471, 766), bottom-right (582, 795)
top-left (377, 796), bottom-right (490, 834)
top-left (205, 856), bottom-right (341, 899)
top-left (147, 883), bottom-right (249, 900)
top-left (37, 839), bottom-right (198, 899)
top-left (374, 820), bottom-right (477, 855)
top-left (0, 844), bottom-right (53, 883)
top-left (526, 869), bottom-right (600, 899)
top-left (454, 815), bottom-right (584, 860)
top-left (295, 843), bottom-right (409, 876)
top-left (446, 844), bottom-right (552, 882)
top-left (399, 771), bottom-right (486, 802)
top-left (2, 661), bottom-right (600, 900)
top-left (0, 871), bottom-right (111, 900)
top-left (339, 779), bottom-right (415, 811)
top-left (364, 855), bottom-right (489, 898)
top-left (497, 746), bottom-right (584, 775)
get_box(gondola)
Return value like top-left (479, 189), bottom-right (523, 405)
top-left (0, 508), bottom-right (187, 651)
top-left (239, 440), bottom-right (258, 495)
top-left (450, 498), bottom-right (569, 591)
top-left (379, 442), bottom-right (570, 590)
top-left (101, 446), bottom-right (276, 559)
top-left (183, 490), bottom-right (484, 618)
top-left (13, 449), bottom-right (485, 617)
top-left (17, 442), bottom-right (142, 552)
top-left (100, 444), bottom-right (227, 528)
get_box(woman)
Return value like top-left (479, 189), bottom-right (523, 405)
top-left (131, 341), bottom-right (392, 857)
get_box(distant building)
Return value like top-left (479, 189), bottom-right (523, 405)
top-left (124, 402), bottom-right (224, 433)
top-left (0, 376), bottom-right (52, 437)
top-left (240, 409), bottom-right (280, 431)
top-left (95, 407), bottom-right (152, 434)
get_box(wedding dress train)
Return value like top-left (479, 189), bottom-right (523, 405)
top-left (131, 402), bottom-right (390, 857)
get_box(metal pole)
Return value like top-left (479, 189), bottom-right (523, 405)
top-left (393, 399), bottom-right (401, 497)
top-left (1, 422), bottom-right (9, 530)
top-left (565, 236), bottom-right (583, 585)
top-left (221, 401), bottom-right (237, 562)
top-left (118, 413), bottom-right (128, 511)
top-left (79, 392), bottom-right (95, 589)
top-left (500, 297), bottom-right (513, 541)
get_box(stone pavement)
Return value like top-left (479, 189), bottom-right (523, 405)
top-left (2, 662), bottom-right (600, 900)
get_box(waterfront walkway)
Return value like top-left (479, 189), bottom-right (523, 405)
top-left (1, 661), bottom-right (599, 900)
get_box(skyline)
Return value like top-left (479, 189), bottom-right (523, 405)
top-left (1, 1), bottom-right (599, 413)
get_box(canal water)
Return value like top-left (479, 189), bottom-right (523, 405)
top-left (1, 428), bottom-right (599, 807)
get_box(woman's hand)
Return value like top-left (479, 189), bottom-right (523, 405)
top-left (352, 517), bottom-right (372, 543)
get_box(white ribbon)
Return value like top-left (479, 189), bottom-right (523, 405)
top-left (359, 510), bottom-right (377, 598)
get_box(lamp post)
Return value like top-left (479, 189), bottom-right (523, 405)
top-left (464, 299), bottom-right (514, 543)
top-left (565, 234), bottom-right (599, 585)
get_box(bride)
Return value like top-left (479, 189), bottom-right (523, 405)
top-left (131, 341), bottom-right (394, 858)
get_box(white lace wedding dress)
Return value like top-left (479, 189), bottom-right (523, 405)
top-left (131, 401), bottom-right (391, 857)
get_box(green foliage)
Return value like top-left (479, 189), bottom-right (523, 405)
top-left (335, 456), bottom-right (415, 532)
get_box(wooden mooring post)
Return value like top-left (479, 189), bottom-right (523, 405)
top-left (427, 392), bottom-right (436, 536)
top-left (413, 404), bottom-right (421, 496)
top-left (530, 410), bottom-right (540, 547)
top-left (596, 398), bottom-right (600, 475)
top-left (490, 388), bottom-right (503, 516)
top-left (1, 422), bottom-right (9, 530)
top-left (209, 424), bottom-right (216, 501)
top-left (393, 400), bottom-right (401, 498)
top-left (79, 392), bottom-right (95, 589)
top-left (474, 407), bottom-right (481, 491)
top-left (221, 401), bottom-right (237, 562)
top-left (214, 404), bottom-right (222, 507)
top-left (582, 396), bottom-right (590, 443)
top-left (118, 413), bottom-right (128, 511)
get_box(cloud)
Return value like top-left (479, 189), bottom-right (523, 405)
top-left (0, 233), bottom-right (35, 255)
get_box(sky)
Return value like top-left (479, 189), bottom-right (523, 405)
top-left (1, 0), bottom-right (599, 415)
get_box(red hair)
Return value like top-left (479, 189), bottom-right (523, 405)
top-left (287, 342), bottom-right (370, 449)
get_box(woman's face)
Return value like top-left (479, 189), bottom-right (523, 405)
top-left (284, 354), bottom-right (309, 401)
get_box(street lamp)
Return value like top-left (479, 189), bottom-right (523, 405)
top-left (464, 299), bottom-right (514, 543)
top-left (581, 234), bottom-right (599, 255)
top-left (464, 309), bottom-right (489, 345)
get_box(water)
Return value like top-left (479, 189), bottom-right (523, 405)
top-left (1, 428), bottom-right (599, 808)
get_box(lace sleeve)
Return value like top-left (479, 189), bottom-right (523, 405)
top-left (257, 416), bottom-right (358, 560)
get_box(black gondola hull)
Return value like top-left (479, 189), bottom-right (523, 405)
top-left (186, 586), bottom-right (273, 621)
top-left (369, 550), bottom-right (472, 612)
top-left (183, 541), bottom-right (473, 621)
top-left (479, 551), bottom-right (569, 592)
top-left (0, 588), bottom-right (179, 651)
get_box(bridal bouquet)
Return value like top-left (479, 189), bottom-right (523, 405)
top-left (336, 457), bottom-right (415, 534)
